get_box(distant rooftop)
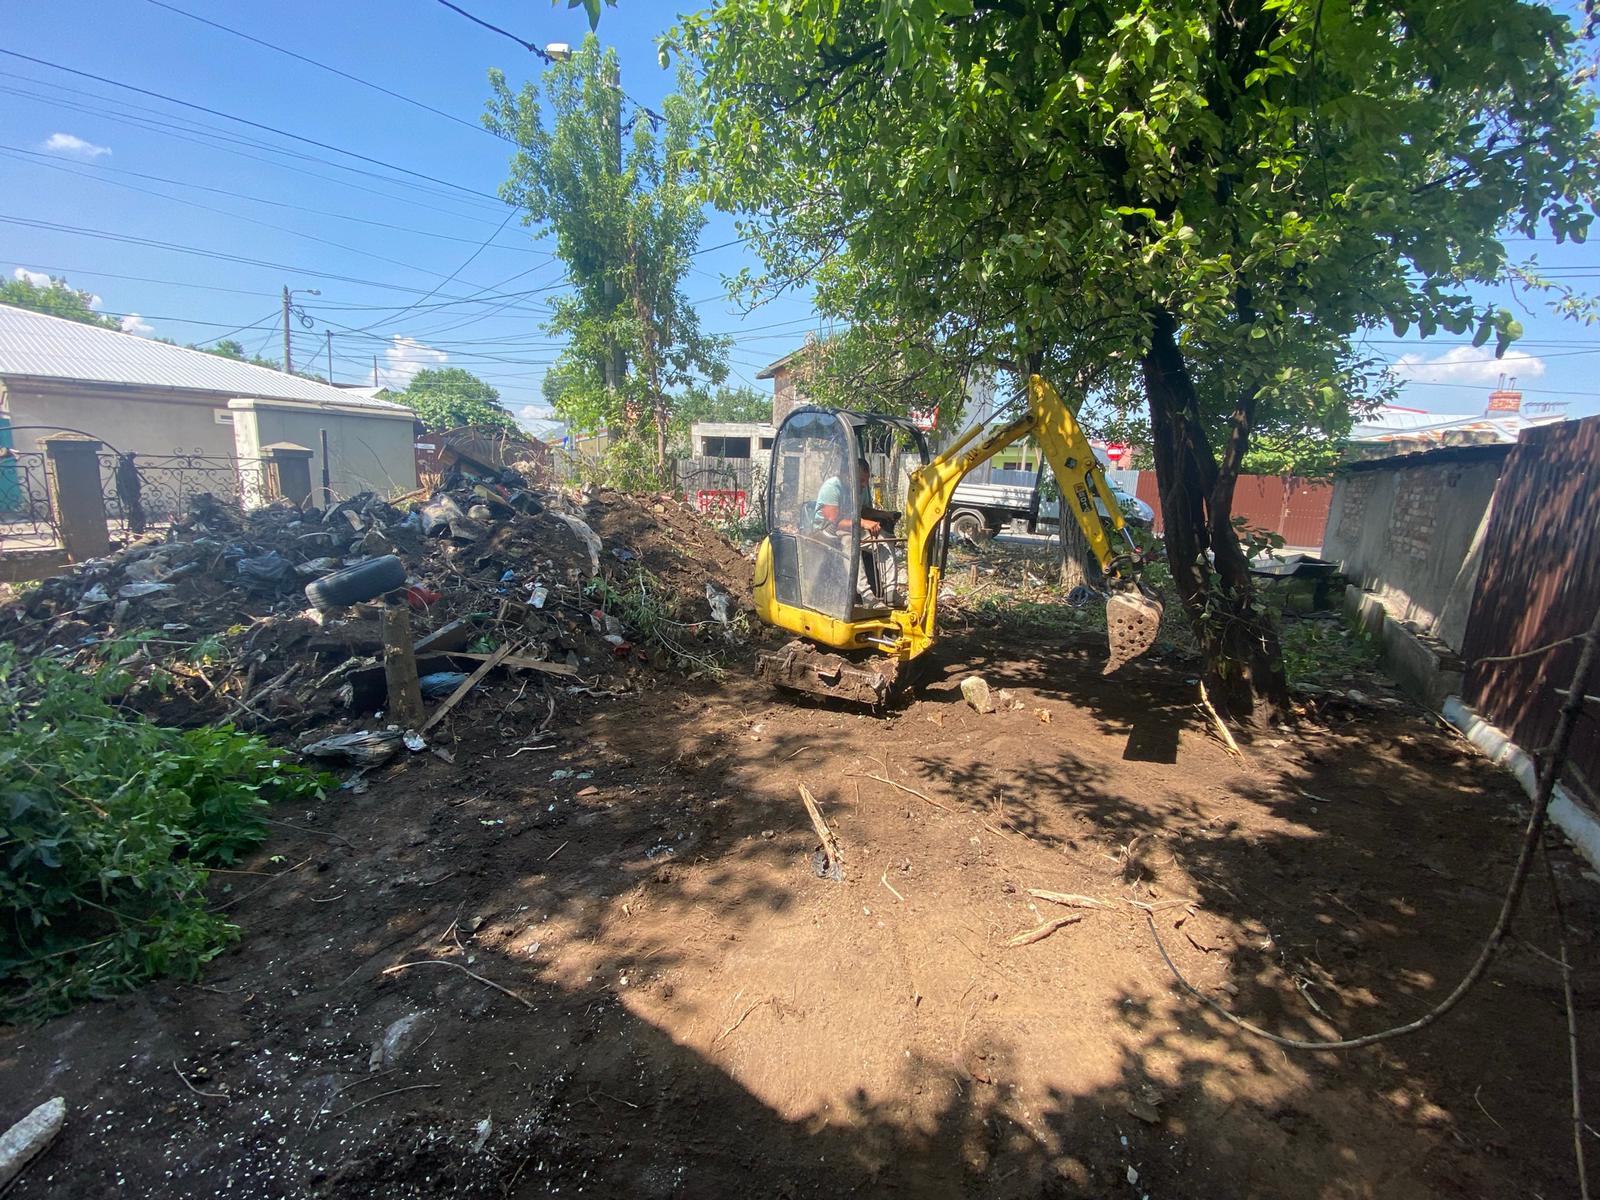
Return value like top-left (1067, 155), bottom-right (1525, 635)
top-left (0, 304), bottom-right (410, 412)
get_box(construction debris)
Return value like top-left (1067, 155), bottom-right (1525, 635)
top-left (960, 675), bottom-right (995, 714)
top-left (1, 472), bottom-right (754, 759)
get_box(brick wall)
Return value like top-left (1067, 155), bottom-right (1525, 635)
top-left (1386, 470), bottom-right (1439, 561)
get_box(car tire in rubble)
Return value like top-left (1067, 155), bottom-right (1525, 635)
top-left (304, 554), bottom-right (407, 611)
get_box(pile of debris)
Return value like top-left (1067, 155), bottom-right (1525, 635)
top-left (2, 471), bottom-right (754, 757)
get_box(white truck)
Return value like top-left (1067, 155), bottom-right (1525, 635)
top-left (947, 472), bottom-right (1153, 542)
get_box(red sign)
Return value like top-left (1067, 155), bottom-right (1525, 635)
top-left (910, 407), bottom-right (938, 432)
top-left (695, 489), bottom-right (747, 518)
top-left (1104, 443), bottom-right (1131, 467)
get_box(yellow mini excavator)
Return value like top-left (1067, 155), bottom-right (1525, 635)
top-left (752, 375), bottom-right (1163, 705)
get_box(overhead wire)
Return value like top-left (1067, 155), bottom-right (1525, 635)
top-left (140, 0), bottom-right (512, 145)
top-left (0, 49), bottom-right (504, 203)
top-left (0, 143), bottom-right (550, 252)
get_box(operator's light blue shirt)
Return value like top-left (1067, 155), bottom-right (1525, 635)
top-left (816, 476), bottom-right (844, 510)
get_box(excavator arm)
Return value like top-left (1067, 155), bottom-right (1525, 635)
top-left (892, 375), bottom-right (1161, 672)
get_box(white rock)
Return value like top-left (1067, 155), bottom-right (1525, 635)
top-left (0, 1097), bottom-right (66, 1191)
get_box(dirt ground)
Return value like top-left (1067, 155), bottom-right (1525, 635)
top-left (2, 614), bottom-right (1596, 1198)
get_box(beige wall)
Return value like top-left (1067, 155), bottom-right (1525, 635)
top-left (0, 378), bottom-right (235, 459)
top-left (230, 398), bottom-right (417, 501)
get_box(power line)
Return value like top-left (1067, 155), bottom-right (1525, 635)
top-left (431, 0), bottom-right (665, 125)
top-left (0, 214), bottom-right (555, 309)
top-left (0, 148), bottom-right (531, 286)
top-left (0, 48), bottom-right (504, 203)
top-left (1, 74), bottom-right (503, 218)
top-left (1, 143), bottom-right (549, 252)
top-left (350, 209), bottom-right (522, 332)
top-left (140, 0), bottom-right (510, 144)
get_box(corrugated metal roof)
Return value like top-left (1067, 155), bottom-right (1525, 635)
top-left (0, 304), bottom-right (412, 413)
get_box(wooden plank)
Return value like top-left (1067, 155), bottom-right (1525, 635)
top-left (446, 650), bottom-right (577, 677)
top-left (415, 616), bottom-right (479, 655)
top-left (421, 642), bottom-right (513, 733)
top-left (382, 604), bottom-right (424, 729)
top-left (798, 783), bottom-right (842, 874)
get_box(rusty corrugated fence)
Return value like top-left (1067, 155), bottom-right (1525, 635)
top-left (1133, 472), bottom-right (1334, 548)
top-left (1460, 415), bottom-right (1600, 794)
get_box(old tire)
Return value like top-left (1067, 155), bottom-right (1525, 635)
top-left (304, 554), bottom-right (406, 611)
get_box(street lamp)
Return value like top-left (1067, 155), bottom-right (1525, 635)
top-left (281, 286), bottom-right (321, 374)
top-left (545, 42), bottom-right (572, 61)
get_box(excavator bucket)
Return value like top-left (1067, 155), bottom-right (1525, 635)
top-left (1104, 590), bottom-right (1163, 674)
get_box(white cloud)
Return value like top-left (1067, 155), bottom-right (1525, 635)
top-left (377, 336), bottom-right (447, 388)
top-left (41, 132), bottom-right (111, 159)
top-left (119, 313), bottom-right (154, 337)
top-left (1388, 345), bottom-right (1547, 387)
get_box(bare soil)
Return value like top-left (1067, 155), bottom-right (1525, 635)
top-left (2, 621), bottom-right (1595, 1199)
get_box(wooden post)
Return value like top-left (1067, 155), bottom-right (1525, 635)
top-left (382, 603), bottom-right (425, 730)
top-left (318, 427), bottom-right (332, 506)
top-left (42, 435), bottom-right (110, 560)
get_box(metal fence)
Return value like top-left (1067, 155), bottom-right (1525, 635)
top-left (676, 455), bottom-right (765, 522)
top-left (1133, 471), bottom-right (1334, 548)
top-left (97, 449), bottom-right (268, 539)
top-left (1460, 415), bottom-right (1600, 799)
top-left (0, 449), bottom-right (59, 548)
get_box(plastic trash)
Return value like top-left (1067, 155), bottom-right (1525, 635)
top-left (80, 584), bottom-right (111, 604)
top-left (529, 582), bottom-right (548, 609)
top-left (295, 557), bottom-right (341, 578)
top-left (555, 513), bottom-right (602, 575)
top-left (301, 729), bottom-right (403, 765)
top-left (705, 582), bottom-right (732, 625)
top-left (418, 671), bottom-right (469, 699)
top-left (236, 551), bottom-right (297, 591)
top-left (467, 504), bottom-right (493, 522)
top-left (405, 585), bottom-right (443, 611)
top-left (304, 554), bottom-right (406, 611)
top-left (117, 581), bottom-right (175, 600)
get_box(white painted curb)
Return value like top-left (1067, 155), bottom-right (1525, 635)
top-left (1441, 696), bottom-right (1600, 872)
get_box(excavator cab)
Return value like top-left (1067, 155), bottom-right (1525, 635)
top-left (764, 408), bottom-right (930, 624)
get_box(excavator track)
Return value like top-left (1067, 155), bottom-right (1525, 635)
top-left (756, 640), bottom-right (904, 706)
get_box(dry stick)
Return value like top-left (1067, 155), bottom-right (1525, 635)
top-left (1542, 842), bottom-right (1591, 1200)
top-left (881, 870), bottom-right (905, 902)
top-left (1028, 889), bottom-right (1108, 909)
top-left (1146, 596), bottom-right (1600, 1052)
top-left (1474, 631), bottom-right (1586, 665)
top-left (1007, 913), bottom-right (1084, 947)
top-left (846, 772), bottom-right (955, 812)
top-left (798, 783), bottom-right (842, 872)
top-left (713, 997), bottom-right (767, 1046)
top-left (263, 817), bottom-right (357, 852)
top-left (171, 1059), bottom-right (228, 1100)
top-left (381, 959), bottom-right (535, 1011)
top-left (330, 1083), bottom-right (441, 1120)
top-left (421, 642), bottom-right (513, 733)
top-left (1197, 680), bottom-right (1244, 758)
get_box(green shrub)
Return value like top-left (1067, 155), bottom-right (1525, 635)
top-left (0, 645), bottom-right (327, 1021)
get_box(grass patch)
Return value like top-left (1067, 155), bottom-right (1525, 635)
top-left (0, 643), bottom-right (328, 1021)
top-left (1279, 615), bottom-right (1382, 687)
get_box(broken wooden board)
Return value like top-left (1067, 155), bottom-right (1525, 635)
top-left (447, 650), bottom-right (577, 677)
top-left (421, 643), bottom-right (512, 733)
top-left (414, 616), bottom-right (479, 655)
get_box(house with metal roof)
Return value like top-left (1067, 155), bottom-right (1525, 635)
top-left (0, 304), bottom-right (418, 499)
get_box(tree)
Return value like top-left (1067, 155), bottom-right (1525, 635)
top-left (395, 367), bottom-right (519, 433)
top-left (0, 275), bottom-right (119, 330)
top-left (679, 0), bottom-right (1599, 723)
top-left (485, 35), bottom-right (728, 478)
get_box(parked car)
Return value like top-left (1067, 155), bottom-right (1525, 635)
top-left (948, 475), bottom-right (1153, 542)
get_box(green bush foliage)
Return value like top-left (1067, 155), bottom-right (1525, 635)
top-left (0, 645), bottom-right (327, 1021)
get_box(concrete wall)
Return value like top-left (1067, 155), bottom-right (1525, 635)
top-left (1322, 449), bottom-right (1506, 652)
top-left (230, 398), bottom-right (417, 501)
top-left (0, 378), bottom-right (236, 458)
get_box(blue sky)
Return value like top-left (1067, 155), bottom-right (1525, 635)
top-left (2, 0), bottom-right (1597, 433)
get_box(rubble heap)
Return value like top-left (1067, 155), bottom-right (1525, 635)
top-left (2, 471), bottom-right (754, 750)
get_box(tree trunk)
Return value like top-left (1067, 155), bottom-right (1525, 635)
top-left (1058, 513), bottom-right (1092, 590)
top-left (1140, 307), bottom-right (1289, 727)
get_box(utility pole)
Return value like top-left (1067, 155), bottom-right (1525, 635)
top-left (326, 331), bottom-right (334, 384)
top-left (373, 356), bottom-right (379, 387)
top-left (281, 285), bottom-right (292, 374)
